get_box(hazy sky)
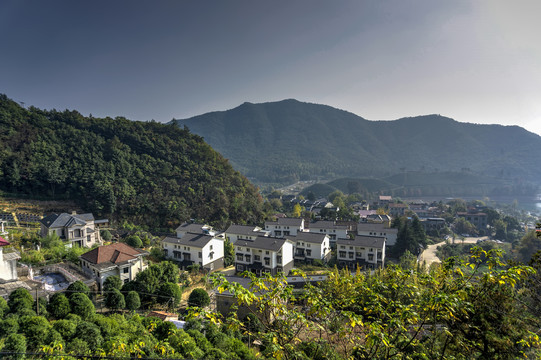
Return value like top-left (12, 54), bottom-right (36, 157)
top-left (2, 1), bottom-right (540, 136)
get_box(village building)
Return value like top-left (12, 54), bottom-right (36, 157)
top-left (234, 236), bottom-right (294, 276)
top-left (175, 222), bottom-right (218, 238)
top-left (0, 235), bottom-right (20, 281)
top-left (162, 232), bottom-right (224, 271)
top-left (286, 232), bottom-right (331, 263)
top-left (308, 220), bottom-right (348, 243)
top-left (357, 222), bottom-right (398, 246)
top-left (40, 212), bottom-right (105, 247)
top-left (225, 224), bottom-right (269, 243)
top-left (264, 217), bottom-right (305, 238)
top-left (336, 235), bottom-right (386, 269)
top-left (456, 211), bottom-right (488, 231)
top-left (79, 242), bottom-right (148, 290)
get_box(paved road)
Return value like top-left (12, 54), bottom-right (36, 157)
top-left (419, 236), bottom-right (489, 266)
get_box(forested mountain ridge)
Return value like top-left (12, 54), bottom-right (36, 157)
top-left (0, 94), bottom-right (263, 228)
top-left (173, 99), bottom-right (541, 186)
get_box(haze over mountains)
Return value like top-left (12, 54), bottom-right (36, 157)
top-left (173, 99), bottom-right (541, 190)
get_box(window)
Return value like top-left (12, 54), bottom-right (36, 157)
top-left (339, 251), bottom-right (346, 258)
top-left (236, 264), bottom-right (244, 271)
top-left (306, 250), bottom-right (312, 257)
top-left (307, 244), bottom-right (311, 248)
top-left (255, 255), bottom-right (261, 261)
top-left (340, 245), bottom-right (345, 249)
top-left (209, 252), bottom-right (213, 260)
top-left (265, 251), bottom-right (270, 255)
top-left (237, 254), bottom-right (244, 261)
top-left (237, 247), bottom-right (242, 251)
top-left (210, 244), bottom-right (213, 250)
top-left (349, 252), bottom-right (354, 259)
top-left (198, 252), bottom-right (202, 258)
top-left (264, 258), bottom-right (270, 266)
top-left (277, 255), bottom-right (282, 264)
top-left (123, 267), bottom-right (129, 274)
top-left (368, 254), bottom-right (374, 261)
top-left (245, 254), bottom-right (251, 262)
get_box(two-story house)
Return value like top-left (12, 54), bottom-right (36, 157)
top-left (162, 232), bottom-right (224, 271)
top-left (175, 222), bottom-right (218, 238)
top-left (234, 236), bottom-right (294, 276)
top-left (286, 232), bottom-right (331, 263)
top-left (40, 212), bottom-right (104, 247)
top-left (308, 220), bottom-right (348, 245)
top-left (357, 222), bottom-right (398, 246)
top-left (388, 203), bottom-right (408, 217)
top-left (264, 218), bottom-right (305, 238)
top-left (80, 242), bottom-right (148, 290)
top-left (336, 235), bottom-right (385, 269)
top-left (225, 224), bottom-right (269, 244)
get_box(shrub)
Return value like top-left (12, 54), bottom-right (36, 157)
top-left (188, 288), bottom-right (210, 308)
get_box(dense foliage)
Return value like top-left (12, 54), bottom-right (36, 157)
top-left (0, 94), bottom-right (262, 228)
top-left (208, 247), bottom-right (541, 359)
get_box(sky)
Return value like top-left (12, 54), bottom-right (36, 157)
top-left (2, 1), bottom-right (541, 136)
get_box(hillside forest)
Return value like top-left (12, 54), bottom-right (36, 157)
top-left (0, 95), bottom-right (263, 229)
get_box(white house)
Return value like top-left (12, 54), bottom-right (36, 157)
top-left (308, 220), bottom-right (348, 242)
top-left (336, 235), bottom-right (385, 269)
top-left (175, 223), bottom-right (218, 238)
top-left (264, 218), bottom-right (305, 238)
top-left (234, 236), bottom-right (294, 276)
top-left (79, 243), bottom-right (148, 290)
top-left (357, 222), bottom-right (398, 246)
top-left (40, 212), bottom-right (104, 247)
top-left (0, 236), bottom-right (20, 281)
top-left (162, 233), bottom-right (224, 271)
top-left (225, 224), bottom-right (269, 244)
top-left (286, 232), bottom-right (331, 263)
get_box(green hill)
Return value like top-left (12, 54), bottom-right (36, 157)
top-left (0, 95), bottom-right (262, 228)
top-left (173, 100), bottom-right (541, 190)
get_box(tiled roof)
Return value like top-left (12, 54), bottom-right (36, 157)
top-left (337, 235), bottom-right (385, 248)
top-left (80, 242), bottom-right (146, 266)
top-left (265, 217), bottom-right (304, 227)
top-left (286, 232), bottom-right (327, 244)
top-left (162, 233), bottom-right (217, 248)
top-left (225, 224), bottom-right (261, 236)
top-left (41, 213), bottom-right (94, 228)
top-left (235, 236), bottom-right (288, 252)
top-left (0, 236), bottom-right (10, 247)
top-left (310, 220), bottom-right (347, 230)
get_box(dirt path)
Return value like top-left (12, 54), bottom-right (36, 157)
top-left (419, 236), bottom-right (489, 266)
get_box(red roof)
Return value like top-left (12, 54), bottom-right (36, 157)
top-left (0, 236), bottom-right (10, 247)
top-left (80, 242), bottom-right (144, 265)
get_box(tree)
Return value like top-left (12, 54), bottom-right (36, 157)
top-left (8, 288), bottom-right (34, 314)
top-left (100, 229), bottom-right (112, 241)
top-left (69, 293), bottom-right (95, 321)
top-left (125, 235), bottom-right (143, 248)
top-left (125, 291), bottom-right (141, 311)
top-left (47, 293), bottom-right (71, 319)
top-left (292, 203), bottom-right (302, 218)
top-left (2, 333), bottom-right (27, 360)
top-left (105, 288), bottom-right (125, 311)
top-left (157, 282), bottom-right (182, 307)
top-left (103, 275), bottom-right (123, 292)
top-left (66, 280), bottom-right (90, 299)
top-left (188, 288), bottom-right (210, 308)
top-left (74, 321), bottom-right (103, 351)
top-left (224, 238), bottom-right (235, 267)
top-left (19, 315), bottom-right (51, 350)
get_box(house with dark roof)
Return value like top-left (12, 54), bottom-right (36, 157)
top-left (175, 223), bottom-right (218, 238)
top-left (234, 236), bottom-right (294, 276)
top-left (40, 212), bottom-right (104, 247)
top-left (357, 222), bottom-right (398, 246)
top-left (79, 243), bottom-right (148, 290)
top-left (225, 224), bottom-right (269, 244)
top-left (162, 232), bottom-right (224, 271)
top-left (285, 232), bottom-right (331, 263)
top-left (0, 236), bottom-right (20, 281)
top-left (336, 235), bottom-right (385, 269)
top-left (308, 220), bottom-right (348, 243)
top-left (264, 217), bottom-right (305, 238)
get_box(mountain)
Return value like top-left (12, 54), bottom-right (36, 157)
top-left (0, 95), bottom-right (263, 228)
top-left (173, 99), bottom-right (541, 188)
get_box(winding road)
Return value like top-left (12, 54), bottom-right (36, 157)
top-left (419, 236), bottom-right (489, 266)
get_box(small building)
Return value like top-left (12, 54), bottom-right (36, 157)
top-left (456, 211), bottom-right (488, 231)
top-left (225, 224), bottom-right (269, 244)
top-left (286, 232), bottom-right (331, 263)
top-left (234, 236), bottom-right (294, 276)
top-left (162, 232), bottom-right (224, 271)
top-left (388, 203), bottom-right (408, 217)
top-left (308, 220), bottom-right (348, 243)
top-left (336, 235), bottom-right (385, 269)
top-left (0, 236), bottom-right (20, 281)
top-left (40, 212), bottom-right (105, 247)
top-left (175, 223), bottom-right (218, 238)
top-left (357, 222), bottom-right (398, 246)
top-left (264, 217), bottom-right (305, 238)
top-left (79, 243), bottom-right (148, 290)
